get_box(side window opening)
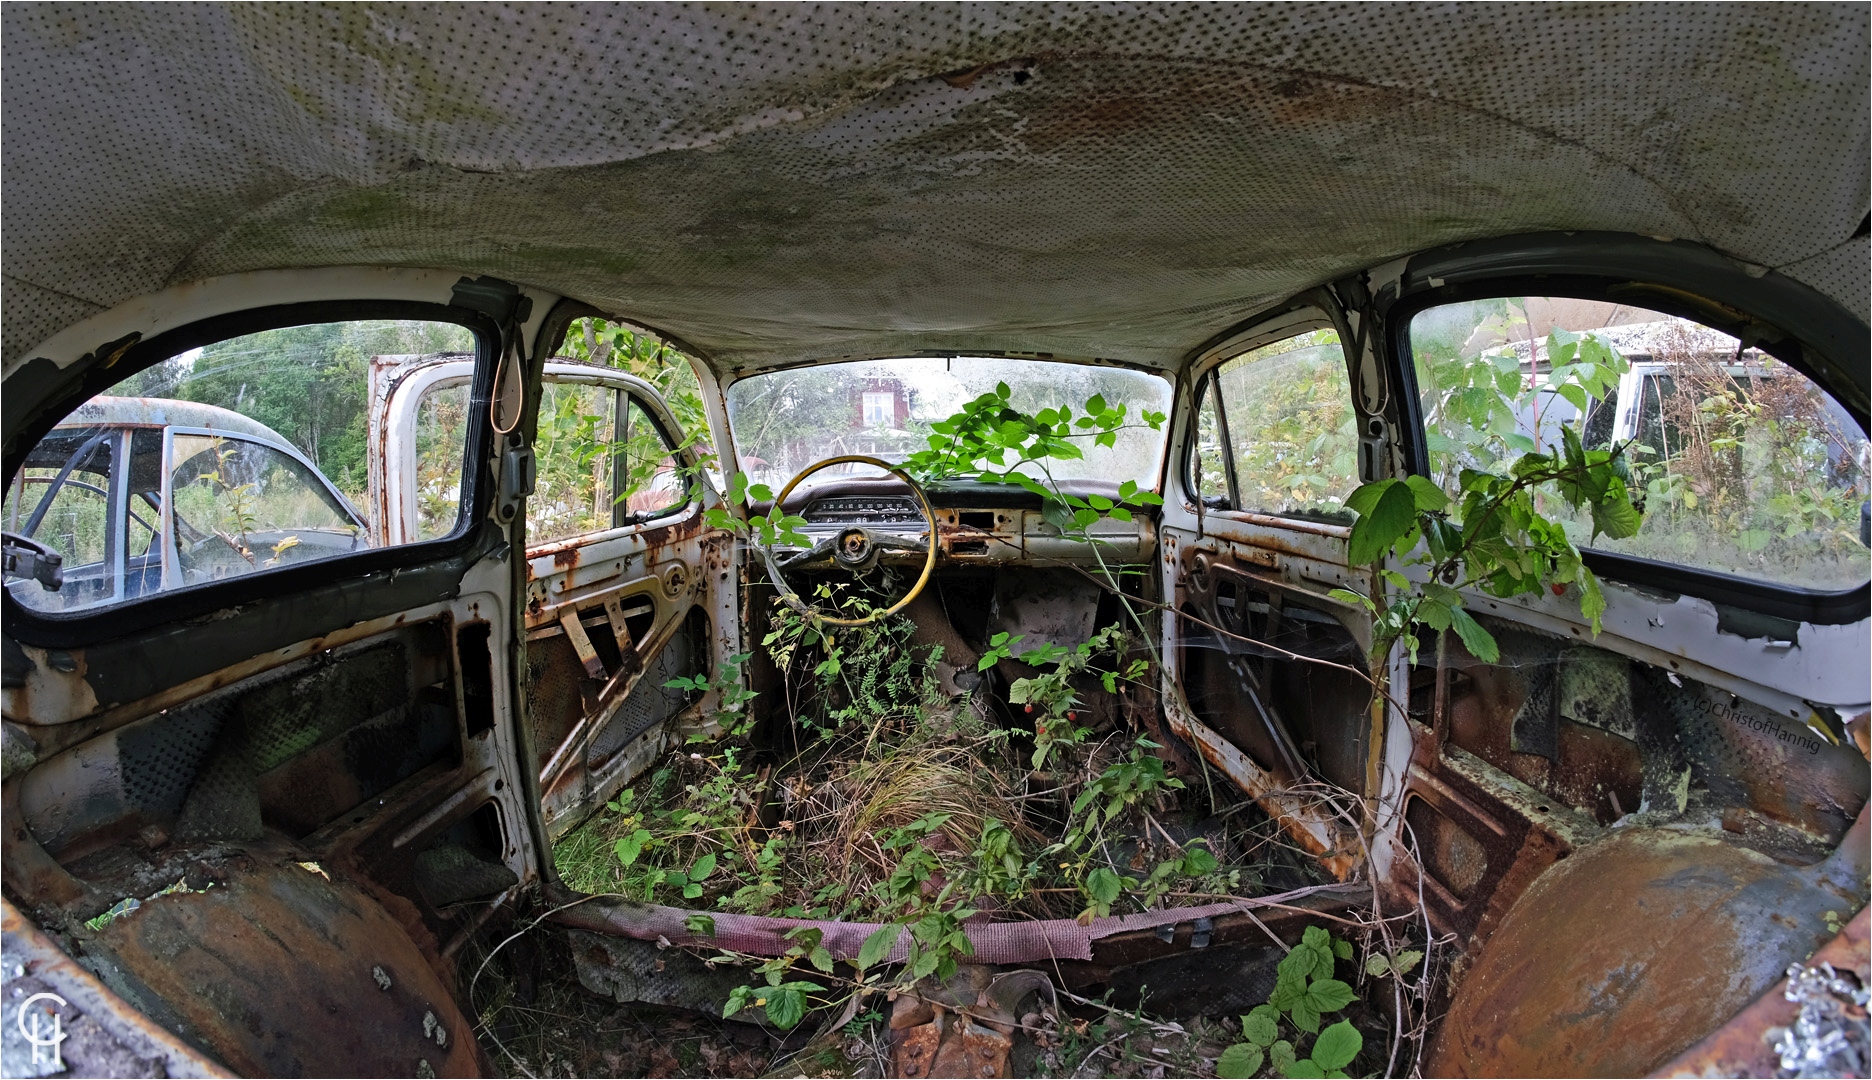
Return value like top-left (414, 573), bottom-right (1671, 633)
top-left (1408, 297), bottom-right (1870, 591)
top-left (555, 317), bottom-right (708, 457)
top-left (1188, 327), bottom-right (1360, 520)
top-left (1188, 375), bottom-right (1233, 507)
top-left (4, 319), bottom-right (479, 615)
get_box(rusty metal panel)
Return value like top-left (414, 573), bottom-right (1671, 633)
top-left (1654, 904), bottom-right (1871, 1078)
top-left (1428, 812), bottom-right (1870, 1078)
top-left (558, 606), bottom-right (606, 680)
top-left (2, 898), bottom-right (234, 1078)
top-left (86, 857), bottom-right (483, 1078)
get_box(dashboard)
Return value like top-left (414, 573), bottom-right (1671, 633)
top-left (768, 477), bottom-right (1157, 565)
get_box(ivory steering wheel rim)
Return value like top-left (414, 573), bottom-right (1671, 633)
top-left (760, 454), bottom-right (939, 627)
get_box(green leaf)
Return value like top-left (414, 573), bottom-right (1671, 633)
top-left (1590, 492), bottom-right (1642, 540)
top-left (1403, 474), bottom-right (1450, 513)
top-left (614, 829), bottom-right (652, 866)
top-left (1242, 1009), bottom-right (1280, 1047)
top-left (1448, 606), bottom-right (1500, 663)
top-left (1310, 1020), bottom-right (1363, 1072)
top-left (1304, 978), bottom-right (1357, 1013)
top-left (1269, 1039), bottom-right (1297, 1074)
top-left (1269, 976), bottom-right (1304, 1012)
top-left (1579, 569), bottom-right (1606, 634)
top-left (683, 882), bottom-right (704, 899)
top-left (1392, 949), bottom-right (1424, 976)
top-left (1085, 867), bottom-right (1123, 906)
top-left (1327, 587), bottom-right (1376, 613)
top-left (1312, 945), bottom-right (1337, 981)
top-left (1288, 1000), bottom-right (1321, 1034)
top-left (685, 912), bottom-right (716, 937)
top-left (1347, 479), bottom-right (1418, 565)
top-left (766, 987), bottom-right (807, 1030)
top-left (857, 924), bottom-right (898, 971)
top-left (1218, 1043), bottom-right (1264, 1078)
top-left (1283, 1060), bottom-right (1326, 1079)
top-left (1343, 480), bottom-right (1391, 518)
top-left (691, 852), bottom-right (718, 880)
top-left (1332, 939), bottom-right (1353, 961)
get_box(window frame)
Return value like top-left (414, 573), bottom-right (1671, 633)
top-left (611, 391), bottom-right (695, 528)
top-left (3, 300), bottom-right (501, 642)
top-left (158, 425), bottom-right (368, 593)
top-left (1179, 310), bottom-right (1359, 525)
top-left (1388, 277), bottom-right (1870, 624)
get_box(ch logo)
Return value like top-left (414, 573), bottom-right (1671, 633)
top-left (15, 991), bottom-right (68, 1070)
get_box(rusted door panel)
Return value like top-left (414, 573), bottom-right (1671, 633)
top-left (1158, 535), bottom-right (1373, 880)
top-left (523, 514), bottom-right (737, 838)
top-left (1400, 615), bottom-right (1869, 1075)
top-left (379, 359), bottom-right (740, 839)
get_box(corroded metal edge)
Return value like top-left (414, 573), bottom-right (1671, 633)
top-left (1653, 904), bottom-right (1871, 1079)
top-left (1, 896), bottom-right (233, 1078)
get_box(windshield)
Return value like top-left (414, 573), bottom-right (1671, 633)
top-left (725, 358), bottom-right (1173, 491)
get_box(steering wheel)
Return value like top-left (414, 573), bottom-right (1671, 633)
top-left (759, 454), bottom-right (938, 627)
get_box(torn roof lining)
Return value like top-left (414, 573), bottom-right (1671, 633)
top-left (2, 4), bottom-right (1866, 375)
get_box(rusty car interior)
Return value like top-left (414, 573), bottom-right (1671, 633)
top-left (2, 5), bottom-right (1868, 1079)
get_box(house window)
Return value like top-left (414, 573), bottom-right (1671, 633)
top-left (862, 392), bottom-right (893, 428)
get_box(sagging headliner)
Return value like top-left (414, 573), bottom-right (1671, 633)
top-left (3, 2), bottom-right (1867, 378)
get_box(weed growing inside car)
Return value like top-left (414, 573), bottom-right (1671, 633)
top-left (550, 382), bottom-right (1430, 1066)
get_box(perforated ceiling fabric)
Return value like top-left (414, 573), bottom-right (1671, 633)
top-left (3, 3), bottom-right (1866, 373)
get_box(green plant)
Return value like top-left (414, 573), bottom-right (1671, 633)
top-left (869, 812), bottom-right (979, 982)
top-left (702, 470), bottom-right (813, 549)
top-left (666, 650), bottom-right (759, 739)
top-left (722, 926), bottom-right (830, 1030)
top-left (977, 622), bottom-right (1147, 769)
top-left (1217, 927), bottom-right (1364, 1078)
top-left (1331, 424), bottom-right (1643, 665)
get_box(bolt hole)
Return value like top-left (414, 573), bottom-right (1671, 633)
top-left (493, 779), bottom-right (504, 792)
top-left (1535, 805), bottom-right (1550, 813)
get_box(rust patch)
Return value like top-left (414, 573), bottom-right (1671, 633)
top-left (1428, 820), bottom-right (1867, 1077)
top-left (3, 897), bottom-right (235, 1077)
top-left (90, 857), bottom-right (483, 1077)
top-left (1169, 707), bottom-right (1360, 879)
top-left (1655, 902), bottom-right (1871, 1078)
top-left (9, 606), bottom-right (429, 763)
top-left (559, 606), bottom-right (607, 680)
top-left (1, 780), bottom-right (90, 910)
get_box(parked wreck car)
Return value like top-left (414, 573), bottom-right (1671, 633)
top-left (2, 5), bottom-right (1867, 1079)
top-left (5, 397), bottom-right (371, 613)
